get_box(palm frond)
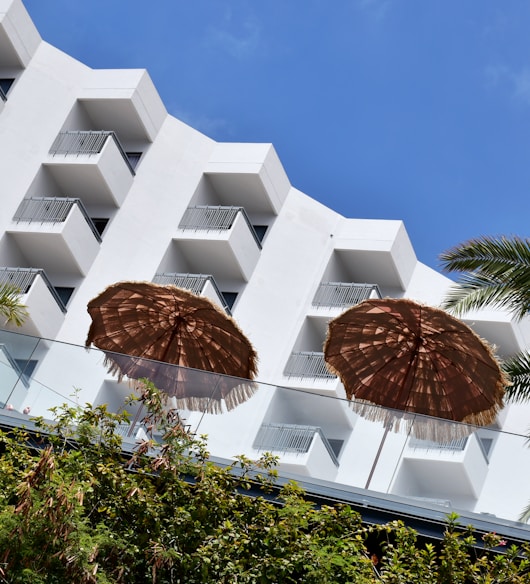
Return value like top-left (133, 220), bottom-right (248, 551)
top-left (519, 502), bottom-right (530, 523)
top-left (0, 283), bottom-right (28, 327)
top-left (502, 351), bottom-right (530, 403)
top-left (440, 236), bottom-right (530, 319)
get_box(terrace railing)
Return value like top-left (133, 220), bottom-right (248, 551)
top-left (12, 197), bottom-right (102, 243)
top-left (153, 272), bottom-right (231, 314)
top-left (0, 267), bottom-right (67, 313)
top-left (409, 436), bottom-right (469, 453)
top-left (253, 422), bottom-right (339, 466)
top-left (312, 282), bottom-right (381, 308)
top-left (49, 130), bottom-right (135, 175)
top-left (408, 434), bottom-right (492, 464)
top-left (178, 206), bottom-right (262, 249)
top-left (284, 351), bottom-right (336, 380)
top-left (0, 86), bottom-right (6, 102)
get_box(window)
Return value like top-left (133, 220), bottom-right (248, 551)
top-left (53, 286), bottom-right (74, 306)
top-left (252, 225), bottom-right (268, 243)
top-left (221, 292), bottom-right (238, 311)
top-left (91, 218), bottom-right (109, 237)
top-left (13, 359), bottom-right (37, 386)
top-left (327, 438), bottom-right (344, 458)
top-left (0, 78), bottom-right (14, 100)
top-left (126, 152), bottom-right (142, 170)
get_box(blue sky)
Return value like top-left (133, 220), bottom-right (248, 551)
top-left (24, 1), bottom-right (530, 273)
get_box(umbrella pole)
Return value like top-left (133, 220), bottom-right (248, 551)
top-left (364, 345), bottom-right (419, 489)
top-left (364, 425), bottom-right (390, 490)
top-left (128, 402), bottom-right (144, 438)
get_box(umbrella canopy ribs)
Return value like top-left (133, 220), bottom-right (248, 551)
top-left (86, 281), bottom-right (258, 413)
top-left (324, 298), bottom-right (508, 438)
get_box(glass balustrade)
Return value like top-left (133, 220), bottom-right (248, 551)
top-left (0, 327), bottom-right (528, 535)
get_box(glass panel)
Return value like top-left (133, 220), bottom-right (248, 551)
top-left (0, 329), bottom-right (527, 536)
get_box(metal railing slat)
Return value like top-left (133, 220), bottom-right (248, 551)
top-left (284, 351), bottom-right (336, 379)
top-left (12, 197), bottom-right (102, 243)
top-left (49, 130), bottom-right (135, 175)
top-left (0, 267), bottom-right (67, 313)
top-left (253, 422), bottom-right (339, 466)
top-left (152, 272), bottom-right (231, 314)
top-left (178, 206), bottom-right (262, 249)
top-left (312, 282), bottom-right (382, 308)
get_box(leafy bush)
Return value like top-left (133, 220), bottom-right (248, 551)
top-left (0, 382), bottom-right (528, 583)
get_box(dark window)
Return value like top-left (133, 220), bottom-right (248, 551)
top-left (221, 292), bottom-right (238, 311)
top-left (14, 359), bottom-right (37, 386)
top-left (252, 225), bottom-right (268, 243)
top-left (91, 218), bottom-right (109, 236)
top-left (0, 78), bottom-right (14, 98)
top-left (327, 439), bottom-right (344, 458)
top-left (479, 437), bottom-right (494, 460)
top-left (54, 286), bottom-right (74, 306)
top-left (126, 152), bottom-right (142, 170)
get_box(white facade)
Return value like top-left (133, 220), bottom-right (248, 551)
top-left (2, 0), bottom-right (530, 530)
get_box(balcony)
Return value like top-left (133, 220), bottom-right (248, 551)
top-left (0, 267), bottom-right (67, 338)
top-left (45, 131), bottom-right (135, 207)
top-left (284, 351), bottom-right (335, 380)
top-left (77, 69), bottom-right (166, 143)
top-left (282, 351), bottom-right (344, 397)
top-left (253, 423), bottom-right (339, 478)
top-left (311, 282), bottom-right (381, 312)
top-left (329, 221), bottom-right (417, 292)
top-left (391, 433), bottom-right (490, 506)
top-left (0, 0), bottom-right (40, 70)
top-left (153, 272), bottom-right (231, 314)
top-left (8, 197), bottom-right (101, 276)
top-left (206, 143), bottom-right (290, 215)
top-left (175, 206), bottom-right (262, 282)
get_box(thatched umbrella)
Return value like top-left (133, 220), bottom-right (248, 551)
top-left (86, 281), bottom-right (258, 413)
top-left (324, 298), bottom-right (508, 487)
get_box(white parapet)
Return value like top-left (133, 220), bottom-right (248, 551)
top-left (206, 143), bottom-right (291, 216)
top-left (0, 0), bottom-right (40, 68)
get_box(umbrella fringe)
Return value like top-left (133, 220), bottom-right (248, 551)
top-left (127, 375), bottom-right (258, 415)
top-left (350, 400), bottom-right (477, 443)
top-left (86, 281), bottom-right (259, 381)
top-left (167, 382), bottom-right (257, 414)
top-left (325, 298), bottom-right (510, 435)
top-left (103, 354), bottom-right (127, 383)
top-left (222, 382), bottom-right (258, 411)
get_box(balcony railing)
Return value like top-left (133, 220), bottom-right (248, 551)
top-left (3, 327), bottom-right (530, 533)
top-left (253, 423), bottom-right (339, 466)
top-left (152, 272), bottom-right (231, 314)
top-left (0, 267), bottom-right (67, 313)
top-left (49, 130), bottom-right (136, 175)
top-left (409, 434), bottom-right (491, 464)
top-left (12, 197), bottom-right (102, 243)
top-left (284, 351), bottom-right (336, 380)
top-left (178, 206), bottom-right (262, 249)
top-left (312, 282), bottom-right (382, 309)
top-left (0, 86), bottom-right (6, 102)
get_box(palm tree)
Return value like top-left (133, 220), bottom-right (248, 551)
top-left (439, 235), bottom-right (530, 403)
top-left (440, 235), bottom-right (530, 521)
top-left (0, 282), bottom-right (28, 327)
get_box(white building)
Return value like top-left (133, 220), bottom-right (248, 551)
top-left (1, 0), bottom-right (530, 537)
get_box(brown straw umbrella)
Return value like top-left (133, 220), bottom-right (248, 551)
top-left (324, 298), bottom-right (508, 487)
top-left (86, 281), bottom-right (258, 414)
